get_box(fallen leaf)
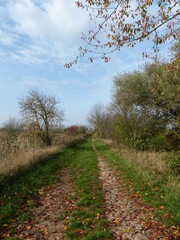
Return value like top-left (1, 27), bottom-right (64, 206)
top-left (3, 224), bottom-right (8, 227)
top-left (26, 225), bottom-right (31, 230)
top-left (159, 206), bottom-right (164, 210)
top-left (173, 230), bottom-right (179, 235)
top-left (159, 224), bottom-right (166, 229)
top-left (113, 219), bottom-right (120, 225)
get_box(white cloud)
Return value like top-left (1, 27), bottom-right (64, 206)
top-left (8, 0), bottom-right (89, 42)
top-left (0, 28), bottom-right (17, 46)
top-left (0, 0), bottom-right (89, 64)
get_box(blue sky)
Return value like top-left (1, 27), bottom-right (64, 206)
top-left (0, 0), bottom-right (171, 127)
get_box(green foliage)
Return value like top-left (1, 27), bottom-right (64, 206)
top-left (135, 134), bottom-right (166, 151)
top-left (108, 58), bottom-right (180, 150)
top-left (167, 151), bottom-right (180, 175)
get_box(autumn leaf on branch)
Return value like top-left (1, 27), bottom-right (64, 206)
top-left (65, 0), bottom-right (180, 67)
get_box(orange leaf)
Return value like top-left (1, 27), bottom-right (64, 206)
top-left (159, 206), bottom-right (164, 210)
top-left (113, 219), bottom-right (120, 225)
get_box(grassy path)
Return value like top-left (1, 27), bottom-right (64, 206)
top-left (1, 137), bottom-right (179, 239)
top-left (66, 138), bottom-right (111, 239)
top-left (1, 138), bottom-right (111, 239)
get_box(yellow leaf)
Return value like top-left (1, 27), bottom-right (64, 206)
top-left (125, 229), bottom-right (130, 233)
top-left (6, 233), bottom-right (10, 237)
top-left (173, 230), bottom-right (179, 235)
top-left (3, 224), bottom-right (8, 227)
top-left (26, 225), bottom-right (31, 230)
top-left (44, 228), bottom-right (48, 234)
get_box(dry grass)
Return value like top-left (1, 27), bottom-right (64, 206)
top-left (52, 133), bottom-right (85, 147)
top-left (103, 139), bottom-right (168, 174)
top-left (102, 139), bottom-right (180, 193)
top-left (0, 132), bottom-right (85, 175)
top-left (0, 146), bottom-right (59, 175)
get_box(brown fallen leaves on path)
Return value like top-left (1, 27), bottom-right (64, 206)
top-left (98, 156), bottom-right (177, 240)
top-left (5, 168), bottom-right (75, 240)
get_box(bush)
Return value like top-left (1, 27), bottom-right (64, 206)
top-left (166, 151), bottom-right (180, 175)
top-left (66, 126), bottom-right (79, 136)
top-left (135, 134), bottom-right (165, 151)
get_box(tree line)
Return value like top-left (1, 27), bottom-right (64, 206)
top-left (88, 47), bottom-right (180, 151)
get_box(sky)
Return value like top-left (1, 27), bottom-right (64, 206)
top-left (0, 0), bottom-right (172, 127)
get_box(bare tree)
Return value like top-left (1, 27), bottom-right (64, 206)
top-left (87, 103), bottom-right (104, 138)
top-left (19, 89), bottom-right (64, 146)
top-left (3, 117), bottom-right (22, 136)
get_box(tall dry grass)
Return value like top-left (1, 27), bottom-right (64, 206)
top-left (102, 139), bottom-right (180, 192)
top-left (103, 139), bottom-right (167, 173)
top-left (0, 132), bottom-right (84, 175)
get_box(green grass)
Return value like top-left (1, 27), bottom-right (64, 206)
top-left (65, 138), bottom-right (112, 239)
top-left (94, 139), bottom-right (180, 227)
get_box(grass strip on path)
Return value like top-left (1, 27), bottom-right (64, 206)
top-left (94, 139), bottom-right (180, 228)
top-left (66, 138), bottom-right (112, 239)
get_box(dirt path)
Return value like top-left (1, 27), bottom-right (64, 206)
top-left (98, 155), bottom-right (174, 239)
top-left (10, 168), bottom-right (74, 240)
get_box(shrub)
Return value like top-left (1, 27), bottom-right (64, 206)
top-left (66, 126), bottom-right (79, 136)
top-left (135, 134), bottom-right (165, 151)
top-left (166, 151), bottom-right (180, 175)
